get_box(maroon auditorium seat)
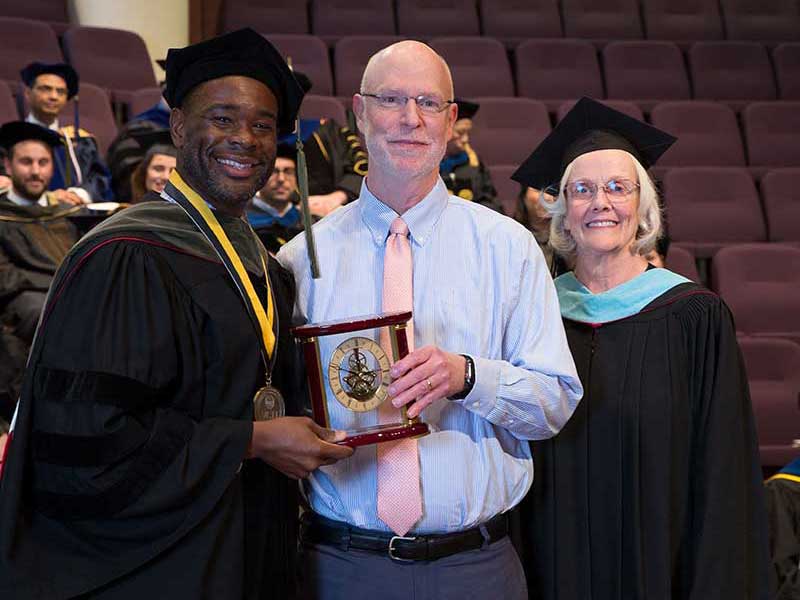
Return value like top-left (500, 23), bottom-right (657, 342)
top-left (688, 42), bottom-right (777, 110)
top-left (650, 102), bottom-right (746, 170)
top-left (773, 44), bottom-right (800, 100)
top-left (0, 0), bottom-right (70, 35)
top-left (300, 95), bottom-right (347, 125)
top-left (739, 337), bottom-right (800, 467)
top-left (742, 102), bottom-right (800, 177)
top-left (311, 0), bottom-right (394, 44)
top-left (429, 38), bottom-right (514, 98)
top-left (487, 164), bottom-right (522, 218)
top-left (602, 41), bottom-right (690, 111)
top-left (515, 39), bottom-right (603, 112)
top-left (556, 99), bottom-right (643, 122)
top-left (641, 0), bottom-right (723, 45)
top-left (469, 98), bottom-right (551, 167)
top-left (334, 36), bottom-right (403, 97)
top-left (127, 88), bottom-right (164, 119)
top-left (664, 245), bottom-right (700, 282)
top-left (760, 168), bottom-right (800, 244)
top-left (719, 0), bottom-right (800, 43)
top-left (62, 26), bottom-right (156, 105)
top-left (219, 0), bottom-right (309, 35)
top-left (396, 0), bottom-right (480, 38)
top-left (0, 17), bottom-right (62, 93)
top-left (480, 0), bottom-right (562, 47)
top-left (712, 244), bottom-right (800, 344)
top-left (662, 167), bottom-right (766, 258)
top-left (265, 34), bottom-right (333, 96)
top-left (561, 0), bottom-right (643, 43)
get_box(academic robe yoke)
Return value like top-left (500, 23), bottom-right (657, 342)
top-left (523, 283), bottom-right (772, 600)
top-left (0, 194), bottom-right (304, 599)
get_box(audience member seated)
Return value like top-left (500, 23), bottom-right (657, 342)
top-left (105, 70), bottom-right (171, 203)
top-left (17, 62), bottom-right (112, 203)
top-left (515, 184), bottom-right (562, 274)
top-left (247, 143), bottom-right (305, 254)
top-left (0, 122), bottom-right (80, 381)
top-left (440, 99), bottom-right (501, 212)
top-left (287, 72), bottom-right (367, 217)
top-left (128, 129), bottom-right (176, 203)
top-left (765, 456), bottom-right (800, 599)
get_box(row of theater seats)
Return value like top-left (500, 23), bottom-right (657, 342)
top-left (679, 243), bottom-right (800, 467)
top-left (215, 0), bottom-right (800, 46)
top-left (218, 35), bottom-right (800, 104)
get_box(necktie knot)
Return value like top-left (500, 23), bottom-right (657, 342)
top-left (389, 217), bottom-right (409, 238)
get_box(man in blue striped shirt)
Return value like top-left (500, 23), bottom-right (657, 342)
top-left (278, 40), bottom-right (582, 600)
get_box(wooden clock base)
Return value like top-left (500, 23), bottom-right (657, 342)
top-left (337, 421), bottom-right (430, 448)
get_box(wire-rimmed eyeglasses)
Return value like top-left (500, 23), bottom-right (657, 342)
top-left (564, 178), bottom-right (640, 204)
top-left (360, 92), bottom-right (454, 114)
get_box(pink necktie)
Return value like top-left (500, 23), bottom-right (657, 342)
top-left (377, 217), bottom-right (422, 536)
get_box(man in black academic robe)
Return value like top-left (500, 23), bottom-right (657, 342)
top-left (0, 28), bottom-right (352, 599)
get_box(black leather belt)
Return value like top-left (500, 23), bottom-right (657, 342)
top-left (301, 512), bottom-right (509, 562)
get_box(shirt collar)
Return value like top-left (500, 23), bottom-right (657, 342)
top-left (358, 177), bottom-right (449, 247)
top-left (7, 187), bottom-right (48, 207)
top-left (252, 194), bottom-right (292, 217)
top-left (26, 113), bottom-right (59, 131)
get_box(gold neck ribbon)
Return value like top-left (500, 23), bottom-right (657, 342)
top-left (168, 170), bottom-right (275, 358)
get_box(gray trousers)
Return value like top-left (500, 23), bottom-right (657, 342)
top-left (298, 536), bottom-right (528, 600)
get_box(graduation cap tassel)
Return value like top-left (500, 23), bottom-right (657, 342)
top-left (295, 115), bottom-right (320, 279)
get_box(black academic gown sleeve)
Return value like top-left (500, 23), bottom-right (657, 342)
top-left (72, 135), bottom-right (113, 202)
top-left (764, 477), bottom-right (800, 599)
top-left (0, 234), bottom-right (298, 599)
top-left (523, 285), bottom-right (771, 600)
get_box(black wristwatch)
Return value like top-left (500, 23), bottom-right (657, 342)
top-left (451, 354), bottom-right (476, 400)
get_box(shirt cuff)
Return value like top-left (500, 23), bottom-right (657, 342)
top-left (456, 355), bottom-right (499, 417)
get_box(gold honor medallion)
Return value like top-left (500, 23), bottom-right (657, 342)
top-left (328, 336), bottom-right (391, 412)
top-left (253, 382), bottom-right (286, 421)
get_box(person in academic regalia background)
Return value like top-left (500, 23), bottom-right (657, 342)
top-left (15, 61), bottom-right (113, 203)
top-left (128, 129), bottom-right (176, 203)
top-left (0, 122), bottom-right (80, 417)
top-left (764, 456), bottom-right (800, 599)
top-left (247, 142), bottom-right (305, 254)
top-left (439, 98), bottom-right (502, 212)
top-left (513, 97), bottom-right (772, 600)
top-left (284, 71), bottom-right (368, 218)
top-left (0, 28), bottom-right (352, 599)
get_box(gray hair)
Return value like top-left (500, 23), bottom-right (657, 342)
top-left (544, 152), bottom-right (662, 260)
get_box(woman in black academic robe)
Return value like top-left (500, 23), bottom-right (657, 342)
top-left (511, 98), bottom-right (772, 600)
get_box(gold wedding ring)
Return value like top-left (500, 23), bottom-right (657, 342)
top-left (426, 378), bottom-right (433, 391)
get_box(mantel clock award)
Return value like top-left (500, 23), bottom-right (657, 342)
top-left (292, 311), bottom-right (430, 447)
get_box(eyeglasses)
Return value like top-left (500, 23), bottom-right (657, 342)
top-left (272, 167), bottom-right (296, 178)
top-left (564, 178), bottom-right (640, 204)
top-left (360, 92), bottom-right (454, 114)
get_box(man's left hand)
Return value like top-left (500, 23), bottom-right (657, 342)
top-left (387, 346), bottom-right (466, 418)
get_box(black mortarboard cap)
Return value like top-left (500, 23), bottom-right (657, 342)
top-left (511, 97), bottom-right (676, 191)
top-left (129, 128), bottom-right (174, 152)
top-left (276, 142), bottom-right (296, 161)
top-left (0, 121), bottom-right (63, 152)
top-left (163, 28), bottom-right (304, 136)
top-left (20, 62), bottom-right (79, 99)
top-left (455, 98), bottom-right (479, 120)
top-left (293, 71), bottom-right (313, 94)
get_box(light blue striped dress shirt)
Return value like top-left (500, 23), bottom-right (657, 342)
top-left (277, 178), bottom-right (582, 534)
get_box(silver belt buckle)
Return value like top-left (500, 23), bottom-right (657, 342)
top-left (388, 535), bottom-right (417, 562)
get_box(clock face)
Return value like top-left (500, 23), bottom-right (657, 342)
top-left (327, 336), bottom-right (391, 412)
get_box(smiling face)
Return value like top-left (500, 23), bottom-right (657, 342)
top-left (354, 42), bottom-right (457, 187)
top-left (170, 76), bottom-right (278, 216)
top-left (564, 149), bottom-right (641, 259)
top-left (144, 152), bottom-right (177, 193)
top-left (26, 74), bottom-right (69, 125)
top-left (4, 140), bottom-right (53, 201)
